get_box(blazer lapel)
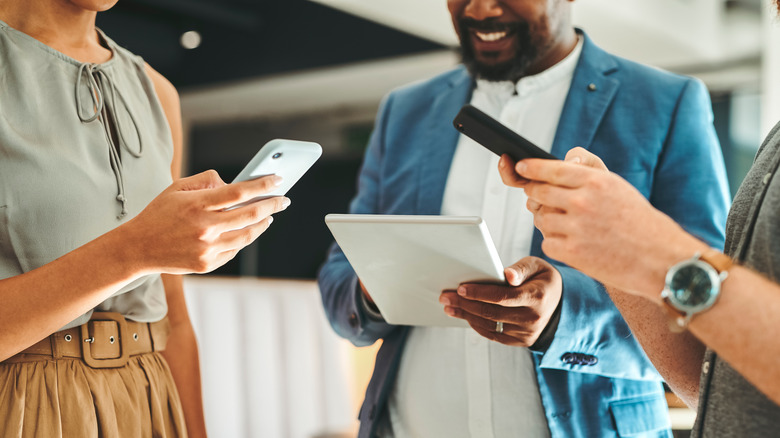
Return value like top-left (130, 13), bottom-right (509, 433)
top-left (534, 32), bottom-right (621, 259)
top-left (416, 68), bottom-right (473, 214)
top-left (550, 32), bottom-right (620, 158)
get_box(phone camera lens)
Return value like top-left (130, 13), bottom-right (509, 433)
top-left (272, 152), bottom-right (283, 159)
top-left (456, 123), bottom-right (465, 132)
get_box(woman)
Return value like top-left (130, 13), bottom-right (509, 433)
top-left (0, 0), bottom-right (288, 437)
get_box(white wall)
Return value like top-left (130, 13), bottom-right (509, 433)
top-left (183, 277), bottom-right (359, 438)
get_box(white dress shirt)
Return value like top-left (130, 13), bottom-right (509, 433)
top-left (386, 37), bottom-right (583, 438)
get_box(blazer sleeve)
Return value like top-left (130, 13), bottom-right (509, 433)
top-left (317, 94), bottom-right (399, 347)
top-left (531, 263), bottom-right (659, 380)
top-left (649, 78), bottom-right (730, 249)
top-left (531, 78), bottom-right (729, 379)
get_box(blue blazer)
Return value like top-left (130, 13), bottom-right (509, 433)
top-left (318, 33), bottom-right (730, 438)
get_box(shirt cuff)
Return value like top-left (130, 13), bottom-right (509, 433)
top-left (530, 297), bottom-right (562, 353)
top-left (356, 280), bottom-right (385, 322)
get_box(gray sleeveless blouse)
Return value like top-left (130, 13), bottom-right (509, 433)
top-left (0, 21), bottom-right (172, 329)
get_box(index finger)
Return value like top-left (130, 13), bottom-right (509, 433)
top-left (498, 154), bottom-right (530, 188)
top-left (515, 158), bottom-right (593, 188)
top-left (457, 283), bottom-right (536, 307)
top-left (205, 175), bottom-right (283, 210)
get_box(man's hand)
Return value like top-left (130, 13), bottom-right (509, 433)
top-left (439, 257), bottom-right (562, 347)
top-left (515, 157), bottom-right (708, 298)
top-left (498, 147), bottom-right (607, 188)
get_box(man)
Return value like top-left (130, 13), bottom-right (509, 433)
top-left (318, 0), bottom-right (730, 436)
top-left (503, 3), bottom-right (780, 437)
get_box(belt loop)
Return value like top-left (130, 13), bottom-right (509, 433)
top-left (50, 333), bottom-right (61, 359)
top-left (147, 322), bottom-right (156, 351)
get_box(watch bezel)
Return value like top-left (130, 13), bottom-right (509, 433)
top-left (662, 258), bottom-right (722, 315)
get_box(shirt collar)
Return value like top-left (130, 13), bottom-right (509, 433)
top-left (476, 35), bottom-right (584, 99)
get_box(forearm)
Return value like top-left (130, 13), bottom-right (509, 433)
top-left (160, 274), bottom-right (207, 438)
top-left (0, 224), bottom-right (144, 360)
top-left (606, 287), bottom-right (705, 408)
top-left (618, 235), bottom-right (780, 405)
top-left (686, 266), bottom-right (780, 405)
top-left (319, 262), bottom-right (396, 346)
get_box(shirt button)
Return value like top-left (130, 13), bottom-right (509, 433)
top-left (702, 361), bottom-right (710, 375)
top-left (763, 173), bottom-right (773, 185)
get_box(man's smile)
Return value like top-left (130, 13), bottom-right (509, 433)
top-left (469, 27), bottom-right (517, 61)
top-left (474, 30), bottom-right (508, 42)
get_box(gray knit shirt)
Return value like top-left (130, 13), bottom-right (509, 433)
top-left (690, 122), bottom-right (780, 436)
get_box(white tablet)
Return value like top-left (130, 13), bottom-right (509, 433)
top-left (324, 214), bottom-right (506, 327)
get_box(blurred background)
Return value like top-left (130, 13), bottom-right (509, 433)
top-left (96, 0), bottom-right (778, 436)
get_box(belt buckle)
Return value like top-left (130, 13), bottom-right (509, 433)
top-left (80, 312), bottom-right (129, 369)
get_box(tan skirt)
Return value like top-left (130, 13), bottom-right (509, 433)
top-left (0, 352), bottom-right (187, 438)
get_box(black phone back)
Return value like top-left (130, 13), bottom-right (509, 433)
top-left (453, 104), bottom-right (558, 161)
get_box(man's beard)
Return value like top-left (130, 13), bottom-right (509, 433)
top-left (459, 18), bottom-right (537, 82)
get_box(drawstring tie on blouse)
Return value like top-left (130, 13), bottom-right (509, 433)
top-left (76, 63), bottom-right (144, 219)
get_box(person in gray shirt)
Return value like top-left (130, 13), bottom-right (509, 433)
top-left (496, 3), bottom-right (780, 435)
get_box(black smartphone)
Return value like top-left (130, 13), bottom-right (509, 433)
top-left (452, 104), bottom-right (558, 161)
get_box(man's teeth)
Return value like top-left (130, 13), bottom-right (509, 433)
top-left (475, 31), bottom-right (507, 42)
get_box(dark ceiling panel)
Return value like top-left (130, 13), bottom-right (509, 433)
top-left (98, 0), bottom-right (446, 90)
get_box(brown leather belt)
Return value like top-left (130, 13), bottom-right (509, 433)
top-left (3, 312), bottom-right (170, 369)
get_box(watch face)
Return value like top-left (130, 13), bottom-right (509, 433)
top-left (668, 262), bottom-right (718, 310)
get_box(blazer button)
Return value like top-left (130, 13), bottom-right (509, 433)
top-left (349, 312), bottom-right (359, 328)
top-left (561, 352), bottom-right (598, 366)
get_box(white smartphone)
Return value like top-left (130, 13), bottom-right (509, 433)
top-left (229, 139), bottom-right (322, 208)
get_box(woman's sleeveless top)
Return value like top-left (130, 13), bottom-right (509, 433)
top-left (0, 20), bottom-right (172, 329)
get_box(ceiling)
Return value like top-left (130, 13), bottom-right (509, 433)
top-left (97, 0), bottom-right (444, 90)
top-left (100, 0), bottom-right (764, 90)
top-left (310, 0), bottom-right (764, 70)
top-left (97, 0), bottom-right (767, 125)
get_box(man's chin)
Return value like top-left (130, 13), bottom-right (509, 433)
top-left (465, 60), bottom-right (521, 82)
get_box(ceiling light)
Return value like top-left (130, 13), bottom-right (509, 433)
top-left (180, 31), bottom-right (202, 50)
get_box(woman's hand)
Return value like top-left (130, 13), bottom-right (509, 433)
top-left (121, 170), bottom-right (290, 275)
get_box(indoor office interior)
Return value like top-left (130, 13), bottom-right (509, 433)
top-left (95, 0), bottom-right (774, 437)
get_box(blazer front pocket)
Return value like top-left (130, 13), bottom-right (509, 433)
top-left (609, 393), bottom-right (671, 437)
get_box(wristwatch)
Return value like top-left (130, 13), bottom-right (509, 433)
top-left (660, 250), bottom-right (732, 332)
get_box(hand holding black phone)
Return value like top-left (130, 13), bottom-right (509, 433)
top-left (452, 104), bottom-right (558, 161)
